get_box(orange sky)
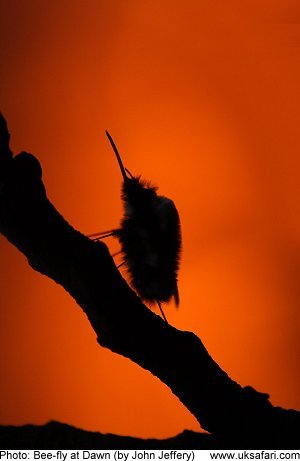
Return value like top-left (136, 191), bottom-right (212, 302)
top-left (0, 0), bottom-right (299, 439)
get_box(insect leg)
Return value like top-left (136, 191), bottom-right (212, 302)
top-left (88, 229), bottom-right (120, 241)
top-left (92, 232), bottom-right (116, 241)
top-left (156, 300), bottom-right (168, 324)
top-left (87, 229), bottom-right (119, 238)
top-left (116, 261), bottom-right (126, 269)
top-left (111, 250), bottom-right (122, 258)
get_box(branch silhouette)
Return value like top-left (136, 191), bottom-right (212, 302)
top-left (0, 114), bottom-right (299, 448)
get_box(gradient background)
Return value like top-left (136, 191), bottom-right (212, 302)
top-left (0, 0), bottom-right (299, 439)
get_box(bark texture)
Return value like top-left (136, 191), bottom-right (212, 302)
top-left (0, 114), bottom-right (299, 447)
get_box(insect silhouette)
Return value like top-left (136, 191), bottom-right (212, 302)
top-left (89, 132), bottom-right (182, 323)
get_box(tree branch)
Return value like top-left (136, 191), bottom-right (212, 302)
top-left (0, 114), bottom-right (299, 447)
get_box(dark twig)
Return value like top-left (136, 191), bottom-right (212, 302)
top-left (0, 114), bottom-right (299, 448)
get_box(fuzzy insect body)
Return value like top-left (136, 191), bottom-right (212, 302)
top-left (119, 177), bottom-right (181, 305)
top-left (91, 131), bottom-right (182, 320)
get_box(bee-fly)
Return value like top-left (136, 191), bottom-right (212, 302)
top-left (89, 132), bottom-right (182, 323)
